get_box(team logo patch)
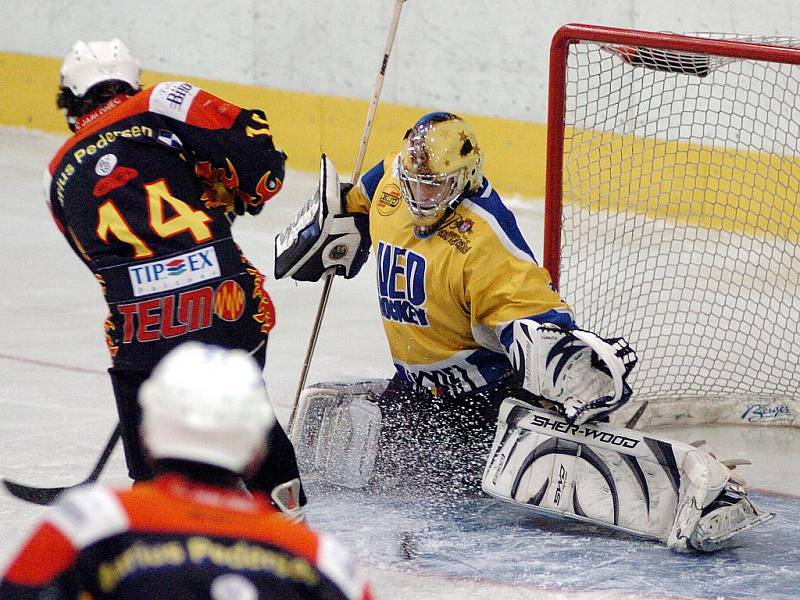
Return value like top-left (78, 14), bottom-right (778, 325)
top-left (116, 287), bottom-right (215, 344)
top-left (93, 166), bottom-right (138, 197)
top-left (214, 280), bottom-right (246, 322)
top-left (128, 246), bottom-right (221, 297)
top-left (436, 215), bottom-right (474, 254)
top-left (157, 129), bottom-right (183, 149)
top-left (376, 241), bottom-right (428, 326)
top-left (95, 153), bottom-right (117, 176)
top-left (166, 259), bottom-right (187, 276)
top-left (377, 184), bottom-right (402, 216)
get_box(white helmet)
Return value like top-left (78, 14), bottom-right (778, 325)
top-left (60, 39), bottom-right (140, 98)
top-left (139, 342), bottom-right (276, 474)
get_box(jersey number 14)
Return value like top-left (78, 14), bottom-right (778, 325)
top-left (96, 179), bottom-right (213, 258)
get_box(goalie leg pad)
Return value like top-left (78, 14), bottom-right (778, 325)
top-left (290, 380), bottom-right (387, 488)
top-left (669, 456), bottom-right (774, 552)
top-left (482, 399), bottom-right (773, 550)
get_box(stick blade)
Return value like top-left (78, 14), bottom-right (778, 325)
top-left (2, 478), bottom-right (70, 505)
top-left (625, 400), bottom-right (649, 429)
top-left (2, 424), bottom-right (120, 506)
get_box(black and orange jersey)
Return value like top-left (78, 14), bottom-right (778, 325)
top-left (45, 83), bottom-right (286, 368)
top-left (0, 475), bottom-right (373, 600)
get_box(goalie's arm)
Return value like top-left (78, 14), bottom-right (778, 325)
top-left (274, 155), bottom-right (371, 281)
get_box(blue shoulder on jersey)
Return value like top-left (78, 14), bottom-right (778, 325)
top-left (360, 160), bottom-right (386, 202)
top-left (467, 187), bottom-right (537, 262)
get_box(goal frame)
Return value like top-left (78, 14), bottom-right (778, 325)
top-left (543, 24), bottom-right (800, 428)
top-left (544, 23), bottom-right (800, 289)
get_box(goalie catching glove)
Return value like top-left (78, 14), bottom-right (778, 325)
top-left (274, 154), bottom-right (370, 281)
top-left (510, 319), bottom-right (637, 425)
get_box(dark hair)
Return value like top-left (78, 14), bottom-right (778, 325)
top-left (56, 79), bottom-right (139, 122)
top-left (152, 458), bottom-right (243, 486)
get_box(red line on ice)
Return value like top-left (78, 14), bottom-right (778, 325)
top-left (0, 353), bottom-right (105, 376)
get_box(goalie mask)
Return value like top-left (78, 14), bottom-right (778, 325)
top-left (398, 112), bottom-right (484, 235)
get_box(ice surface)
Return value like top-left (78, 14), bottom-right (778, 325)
top-left (306, 485), bottom-right (797, 599)
top-left (0, 127), bottom-right (798, 599)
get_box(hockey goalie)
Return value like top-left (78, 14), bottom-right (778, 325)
top-left (290, 327), bottom-right (773, 552)
top-left (275, 115), bottom-right (773, 552)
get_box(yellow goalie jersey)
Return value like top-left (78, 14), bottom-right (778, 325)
top-left (346, 154), bottom-right (574, 397)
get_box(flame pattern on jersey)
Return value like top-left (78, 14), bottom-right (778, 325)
top-left (246, 259), bottom-right (276, 335)
top-left (195, 159), bottom-right (239, 213)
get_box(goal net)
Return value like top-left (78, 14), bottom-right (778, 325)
top-left (544, 24), bottom-right (800, 428)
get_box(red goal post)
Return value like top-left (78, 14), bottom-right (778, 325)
top-left (544, 24), bottom-right (800, 428)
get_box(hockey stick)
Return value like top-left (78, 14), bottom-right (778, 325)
top-left (3, 423), bottom-right (121, 505)
top-left (625, 400), bottom-right (649, 429)
top-left (288, 0), bottom-right (407, 432)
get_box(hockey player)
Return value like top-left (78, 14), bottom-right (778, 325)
top-left (275, 112), bottom-right (773, 551)
top-left (276, 111), bottom-right (633, 492)
top-left (46, 39), bottom-right (304, 507)
top-left (0, 343), bottom-right (373, 600)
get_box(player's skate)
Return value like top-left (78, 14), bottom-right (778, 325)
top-left (670, 465), bottom-right (773, 552)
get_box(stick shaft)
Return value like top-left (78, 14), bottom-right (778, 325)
top-left (3, 423), bottom-right (121, 505)
top-left (289, 0), bottom-right (406, 432)
top-left (350, 0), bottom-right (406, 184)
top-left (289, 274), bottom-right (334, 428)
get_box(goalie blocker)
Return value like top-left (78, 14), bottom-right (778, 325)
top-left (274, 154), bottom-right (370, 282)
top-left (482, 399), bottom-right (774, 552)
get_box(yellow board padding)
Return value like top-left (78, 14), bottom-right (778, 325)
top-left (565, 128), bottom-right (800, 241)
top-left (8, 50), bottom-right (796, 241)
top-left (0, 51), bottom-right (548, 198)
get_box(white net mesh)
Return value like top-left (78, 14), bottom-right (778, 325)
top-left (555, 32), bottom-right (800, 427)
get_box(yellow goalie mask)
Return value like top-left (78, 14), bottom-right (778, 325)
top-left (398, 112), bottom-right (484, 234)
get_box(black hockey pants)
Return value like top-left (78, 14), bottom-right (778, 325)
top-left (372, 374), bottom-right (530, 495)
top-left (108, 343), bottom-right (306, 505)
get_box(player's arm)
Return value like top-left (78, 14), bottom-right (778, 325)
top-left (44, 171), bottom-right (95, 267)
top-left (0, 520), bottom-right (80, 599)
top-left (343, 155), bottom-right (386, 216)
top-left (499, 306), bottom-right (639, 427)
top-left (504, 317), bottom-right (638, 425)
top-left (467, 208), bottom-right (636, 425)
top-left (147, 82), bottom-right (287, 216)
top-left (273, 155), bottom-right (376, 281)
top-left (1, 486), bottom-right (128, 599)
